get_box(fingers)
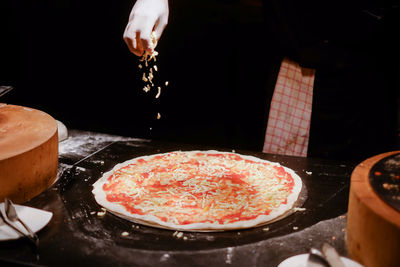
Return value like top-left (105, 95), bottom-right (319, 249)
top-left (123, 0), bottom-right (169, 57)
top-left (140, 16), bottom-right (157, 55)
top-left (123, 14), bottom-right (161, 57)
top-left (123, 23), bottom-right (143, 56)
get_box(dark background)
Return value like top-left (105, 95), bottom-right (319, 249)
top-left (0, 0), bottom-right (272, 150)
top-left (1, 0), bottom-right (399, 156)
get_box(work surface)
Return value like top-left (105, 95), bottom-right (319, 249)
top-left (0, 130), bottom-right (357, 266)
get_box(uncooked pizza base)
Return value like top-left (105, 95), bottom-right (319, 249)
top-left (92, 150), bottom-right (302, 231)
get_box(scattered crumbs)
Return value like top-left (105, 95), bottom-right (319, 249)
top-left (90, 211), bottom-right (96, 215)
top-left (138, 64), bottom-right (142, 69)
top-left (339, 215), bottom-right (346, 219)
top-left (293, 226), bottom-right (299, 230)
top-left (237, 232), bottom-right (241, 235)
top-left (121, 231), bottom-right (129, 237)
top-left (232, 150), bottom-right (236, 153)
top-left (306, 171), bottom-right (312, 175)
top-left (149, 127), bottom-right (153, 131)
top-left (183, 236), bottom-right (188, 241)
top-left (263, 227), bottom-right (270, 232)
top-left (340, 164), bottom-right (346, 167)
top-left (165, 81), bottom-right (169, 86)
top-left (157, 112), bottom-right (161, 120)
top-left (173, 231), bottom-right (184, 238)
top-left (76, 166), bottom-right (87, 172)
top-left (154, 65), bottom-right (158, 71)
top-left (160, 254), bottom-right (170, 262)
top-left (341, 228), bottom-right (346, 232)
top-left (294, 207), bottom-right (306, 212)
top-left (97, 211), bottom-right (106, 217)
top-left (332, 236), bottom-right (336, 240)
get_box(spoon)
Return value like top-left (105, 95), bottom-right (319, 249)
top-left (0, 208), bottom-right (31, 240)
top-left (307, 247), bottom-right (331, 267)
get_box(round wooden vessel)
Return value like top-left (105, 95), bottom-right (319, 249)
top-left (347, 151), bottom-right (400, 267)
top-left (0, 104), bottom-right (58, 203)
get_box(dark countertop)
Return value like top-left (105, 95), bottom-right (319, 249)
top-left (0, 130), bottom-right (358, 267)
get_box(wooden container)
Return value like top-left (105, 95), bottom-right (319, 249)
top-left (0, 104), bottom-right (58, 203)
top-left (347, 151), bottom-right (400, 267)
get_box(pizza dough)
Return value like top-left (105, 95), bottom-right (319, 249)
top-left (92, 150), bottom-right (303, 231)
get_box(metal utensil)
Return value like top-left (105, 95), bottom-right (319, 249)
top-left (0, 207), bottom-right (33, 241)
top-left (322, 243), bottom-right (345, 267)
top-left (0, 86), bottom-right (14, 98)
top-left (307, 247), bottom-right (331, 267)
top-left (0, 211), bottom-right (6, 226)
top-left (4, 198), bottom-right (39, 245)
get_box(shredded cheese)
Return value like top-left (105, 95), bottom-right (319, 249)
top-left (155, 87), bottom-right (161, 99)
top-left (137, 31), bottom-right (168, 101)
top-left (97, 211), bottom-right (106, 217)
top-left (121, 231), bottom-right (129, 237)
top-left (100, 151), bottom-right (300, 227)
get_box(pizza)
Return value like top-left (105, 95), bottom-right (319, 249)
top-left (92, 150), bottom-right (302, 231)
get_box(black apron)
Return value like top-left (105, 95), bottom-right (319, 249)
top-left (259, 0), bottom-right (400, 161)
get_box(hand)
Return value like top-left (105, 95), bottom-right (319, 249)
top-left (123, 0), bottom-right (169, 56)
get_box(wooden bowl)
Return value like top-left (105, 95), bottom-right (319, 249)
top-left (347, 151), bottom-right (400, 267)
top-left (0, 104), bottom-right (58, 203)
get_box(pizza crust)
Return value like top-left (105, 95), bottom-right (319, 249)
top-left (92, 150), bottom-right (303, 231)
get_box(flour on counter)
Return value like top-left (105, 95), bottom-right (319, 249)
top-left (59, 129), bottom-right (149, 157)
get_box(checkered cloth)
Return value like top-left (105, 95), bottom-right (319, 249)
top-left (263, 57), bottom-right (316, 157)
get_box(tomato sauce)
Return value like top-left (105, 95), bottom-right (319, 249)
top-left (100, 151), bottom-right (298, 227)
